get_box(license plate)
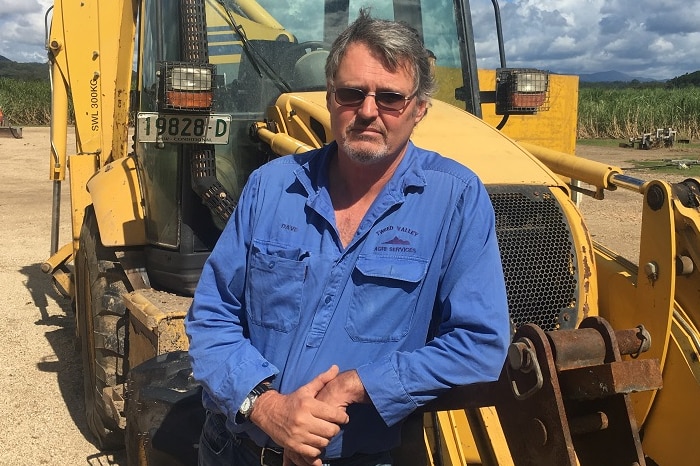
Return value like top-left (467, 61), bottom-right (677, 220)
top-left (137, 113), bottom-right (231, 144)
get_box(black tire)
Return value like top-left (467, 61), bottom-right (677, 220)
top-left (126, 351), bottom-right (205, 466)
top-left (76, 206), bottom-right (131, 449)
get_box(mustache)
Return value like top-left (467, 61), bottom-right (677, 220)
top-left (347, 119), bottom-right (385, 134)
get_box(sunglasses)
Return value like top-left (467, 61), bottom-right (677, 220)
top-left (332, 87), bottom-right (414, 111)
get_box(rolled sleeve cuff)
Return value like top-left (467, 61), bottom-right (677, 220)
top-left (356, 355), bottom-right (417, 427)
top-left (194, 347), bottom-right (278, 425)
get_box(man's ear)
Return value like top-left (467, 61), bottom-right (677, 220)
top-left (414, 100), bottom-right (428, 124)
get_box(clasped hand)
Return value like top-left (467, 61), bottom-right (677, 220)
top-left (250, 365), bottom-right (368, 466)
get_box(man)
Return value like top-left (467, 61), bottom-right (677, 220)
top-left (186, 9), bottom-right (510, 466)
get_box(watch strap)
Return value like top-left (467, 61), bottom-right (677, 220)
top-left (238, 381), bottom-right (272, 421)
top-left (250, 381), bottom-right (272, 398)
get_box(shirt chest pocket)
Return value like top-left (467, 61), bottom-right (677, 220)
top-left (346, 255), bottom-right (428, 342)
top-left (245, 245), bottom-right (307, 332)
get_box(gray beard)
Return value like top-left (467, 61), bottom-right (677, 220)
top-left (341, 136), bottom-right (389, 165)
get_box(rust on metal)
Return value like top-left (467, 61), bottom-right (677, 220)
top-left (423, 316), bottom-right (660, 466)
top-left (496, 323), bottom-right (579, 466)
top-left (548, 324), bottom-right (652, 372)
top-left (569, 411), bottom-right (609, 435)
top-left (559, 359), bottom-right (662, 400)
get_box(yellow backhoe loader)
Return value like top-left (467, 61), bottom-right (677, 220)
top-left (42, 0), bottom-right (700, 465)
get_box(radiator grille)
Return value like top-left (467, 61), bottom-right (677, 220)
top-left (488, 186), bottom-right (578, 332)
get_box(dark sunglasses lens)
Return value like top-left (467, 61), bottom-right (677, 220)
top-left (334, 88), bottom-right (408, 110)
top-left (376, 92), bottom-right (407, 109)
top-left (335, 88), bottom-right (365, 105)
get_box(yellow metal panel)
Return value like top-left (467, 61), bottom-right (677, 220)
top-left (425, 411), bottom-right (468, 465)
top-left (86, 156), bottom-right (146, 246)
top-left (428, 407), bottom-right (515, 466)
top-left (451, 410), bottom-right (481, 463)
top-left (109, 0), bottom-right (139, 164)
top-left (50, 0), bottom-right (99, 155)
top-left (594, 182), bottom-right (676, 425)
top-left (430, 68), bottom-right (579, 155)
top-left (624, 181), bottom-right (675, 423)
top-left (270, 93), bottom-right (330, 147)
top-left (642, 307), bottom-right (700, 465)
top-left (479, 70), bottom-right (579, 155)
top-left (50, 0), bottom-right (136, 164)
top-left (477, 407), bottom-right (513, 465)
top-left (413, 100), bottom-right (563, 186)
top-left (68, 154), bottom-right (98, 249)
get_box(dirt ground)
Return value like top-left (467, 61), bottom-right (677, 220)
top-left (0, 127), bottom-right (696, 465)
top-left (0, 127), bottom-right (124, 465)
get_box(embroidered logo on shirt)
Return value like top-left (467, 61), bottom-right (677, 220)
top-left (384, 236), bottom-right (410, 245)
top-left (374, 225), bottom-right (418, 253)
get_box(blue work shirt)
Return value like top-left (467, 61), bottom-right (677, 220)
top-left (185, 141), bottom-right (509, 458)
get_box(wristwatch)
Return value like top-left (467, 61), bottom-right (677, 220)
top-left (238, 382), bottom-right (272, 420)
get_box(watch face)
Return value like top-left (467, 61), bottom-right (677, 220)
top-left (240, 396), bottom-right (252, 414)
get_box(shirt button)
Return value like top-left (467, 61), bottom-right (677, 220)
top-left (324, 296), bottom-right (332, 304)
top-left (268, 261), bottom-right (275, 269)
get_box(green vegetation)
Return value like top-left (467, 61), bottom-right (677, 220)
top-left (0, 77), bottom-right (52, 125)
top-left (575, 139), bottom-right (623, 148)
top-left (578, 86), bottom-right (700, 141)
top-left (626, 159), bottom-right (700, 177)
top-left (667, 70), bottom-right (700, 88)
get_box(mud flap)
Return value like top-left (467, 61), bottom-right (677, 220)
top-left (125, 351), bottom-right (205, 466)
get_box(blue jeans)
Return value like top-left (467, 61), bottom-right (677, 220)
top-left (198, 411), bottom-right (393, 466)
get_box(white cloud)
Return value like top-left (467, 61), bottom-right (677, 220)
top-left (470, 0), bottom-right (700, 79)
top-left (2, 0), bottom-right (699, 80)
top-left (0, 0), bottom-right (51, 63)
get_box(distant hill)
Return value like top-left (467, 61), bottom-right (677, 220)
top-left (667, 70), bottom-right (700, 87)
top-left (577, 70), bottom-right (659, 83)
top-left (0, 55), bottom-right (48, 81)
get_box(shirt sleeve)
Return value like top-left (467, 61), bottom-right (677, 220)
top-left (185, 170), bottom-right (279, 425)
top-left (356, 175), bottom-right (510, 427)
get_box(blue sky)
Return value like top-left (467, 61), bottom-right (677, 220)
top-left (2, 0), bottom-right (699, 81)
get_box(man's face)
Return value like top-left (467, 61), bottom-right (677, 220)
top-left (326, 41), bottom-right (427, 166)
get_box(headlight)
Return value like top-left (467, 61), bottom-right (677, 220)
top-left (496, 69), bottom-right (550, 115)
top-left (158, 62), bottom-right (215, 110)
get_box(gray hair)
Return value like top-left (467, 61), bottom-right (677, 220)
top-left (325, 8), bottom-right (437, 105)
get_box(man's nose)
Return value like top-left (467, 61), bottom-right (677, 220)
top-left (357, 93), bottom-right (380, 117)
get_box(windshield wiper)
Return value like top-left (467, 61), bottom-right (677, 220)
top-left (216, 0), bottom-right (292, 93)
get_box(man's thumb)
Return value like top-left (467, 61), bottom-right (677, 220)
top-left (304, 365), bottom-right (339, 395)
